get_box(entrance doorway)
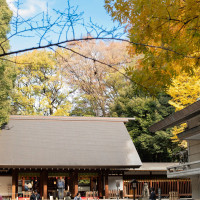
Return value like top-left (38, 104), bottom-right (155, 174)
top-left (48, 173), bottom-right (69, 199)
top-left (18, 173), bottom-right (40, 199)
top-left (78, 174), bottom-right (98, 198)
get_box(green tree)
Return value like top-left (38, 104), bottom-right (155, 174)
top-left (70, 96), bottom-right (96, 116)
top-left (110, 88), bottom-right (183, 162)
top-left (12, 50), bottom-right (71, 116)
top-left (0, 0), bottom-right (13, 127)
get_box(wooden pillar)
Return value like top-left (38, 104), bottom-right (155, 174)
top-left (177, 179), bottom-right (180, 198)
top-left (74, 171), bottom-right (78, 197)
top-left (41, 170), bottom-right (48, 199)
top-left (150, 180), bottom-right (152, 189)
top-left (43, 170), bottom-right (48, 200)
top-left (123, 178), bottom-right (125, 198)
top-left (105, 173), bottom-right (109, 199)
top-left (69, 170), bottom-right (78, 197)
top-left (22, 177), bottom-right (25, 191)
top-left (65, 177), bottom-right (68, 191)
top-left (40, 171), bottom-right (43, 197)
top-left (69, 171), bottom-right (74, 196)
top-left (12, 169), bottom-right (18, 200)
top-left (98, 174), bottom-right (103, 198)
top-left (90, 177), bottom-right (93, 191)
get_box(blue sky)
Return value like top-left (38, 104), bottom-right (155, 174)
top-left (6, 0), bottom-right (122, 52)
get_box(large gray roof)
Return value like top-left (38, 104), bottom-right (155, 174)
top-left (0, 116), bottom-right (141, 169)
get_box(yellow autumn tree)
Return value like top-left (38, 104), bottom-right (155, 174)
top-left (12, 50), bottom-right (71, 116)
top-left (105, 0), bottom-right (200, 94)
top-left (167, 68), bottom-right (200, 146)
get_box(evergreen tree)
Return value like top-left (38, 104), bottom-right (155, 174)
top-left (110, 87), bottom-right (183, 162)
top-left (0, 0), bottom-right (13, 127)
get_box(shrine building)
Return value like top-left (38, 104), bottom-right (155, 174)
top-left (0, 115), bottom-right (142, 200)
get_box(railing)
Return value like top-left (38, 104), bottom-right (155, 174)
top-left (124, 179), bottom-right (191, 198)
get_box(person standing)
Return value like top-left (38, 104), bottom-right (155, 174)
top-left (30, 190), bottom-right (41, 200)
top-left (74, 193), bottom-right (82, 200)
top-left (28, 182), bottom-right (33, 191)
top-left (24, 183), bottom-right (29, 191)
top-left (57, 177), bottom-right (65, 199)
top-left (65, 192), bottom-right (71, 200)
top-left (149, 188), bottom-right (156, 200)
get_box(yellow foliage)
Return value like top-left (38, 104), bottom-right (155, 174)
top-left (168, 68), bottom-right (200, 111)
top-left (105, 0), bottom-right (200, 94)
top-left (12, 50), bottom-right (71, 116)
top-left (170, 124), bottom-right (187, 148)
top-left (167, 67), bottom-right (200, 147)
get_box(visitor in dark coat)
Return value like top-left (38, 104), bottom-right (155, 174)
top-left (30, 190), bottom-right (41, 200)
top-left (149, 188), bottom-right (156, 200)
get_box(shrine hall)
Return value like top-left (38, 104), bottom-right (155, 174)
top-left (0, 115), bottom-right (142, 200)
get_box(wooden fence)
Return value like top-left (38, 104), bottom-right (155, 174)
top-left (123, 179), bottom-right (191, 198)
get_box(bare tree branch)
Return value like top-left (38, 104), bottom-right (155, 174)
top-left (1, 37), bottom-right (200, 60)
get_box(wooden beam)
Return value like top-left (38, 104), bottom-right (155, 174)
top-left (40, 170), bottom-right (48, 199)
top-left (149, 100), bottom-right (200, 132)
top-left (40, 171), bottom-right (43, 197)
top-left (98, 173), bottom-right (103, 198)
top-left (105, 173), bottom-right (109, 199)
top-left (74, 171), bottom-right (78, 197)
top-left (22, 177), bottom-right (25, 191)
top-left (69, 171), bottom-right (74, 197)
top-left (178, 125), bottom-right (200, 140)
top-left (90, 177), bottom-right (93, 191)
top-left (43, 170), bottom-right (48, 200)
top-left (12, 169), bottom-right (18, 200)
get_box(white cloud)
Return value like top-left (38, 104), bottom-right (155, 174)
top-left (6, 0), bottom-right (48, 18)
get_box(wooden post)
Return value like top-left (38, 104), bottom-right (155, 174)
top-left (69, 171), bottom-right (74, 196)
top-left (74, 171), bottom-right (78, 197)
top-left (22, 177), bottom-right (25, 191)
top-left (12, 169), bottom-right (18, 200)
top-left (105, 173), bottom-right (109, 199)
top-left (40, 170), bottom-right (48, 200)
top-left (177, 179), bottom-right (180, 198)
top-left (150, 180), bottom-right (152, 189)
top-left (97, 174), bottom-right (103, 198)
top-left (90, 177), bottom-right (93, 191)
top-left (40, 171), bottom-right (43, 197)
top-left (43, 170), bottom-right (48, 200)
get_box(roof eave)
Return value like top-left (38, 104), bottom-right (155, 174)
top-left (9, 115), bottom-right (135, 123)
top-left (149, 100), bottom-right (200, 132)
top-left (0, 165), bottom-right (142, 169)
